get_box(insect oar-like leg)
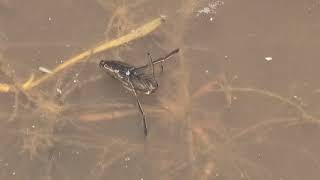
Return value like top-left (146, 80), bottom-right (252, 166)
top-left (147, 52), bottom-right (156, 80)
top-left (134, 48), bottom-right (179, 73)
top-left (158, 48), bottom-right (179, 73)
top-left (160, 63), bottom-right (164, 74)
top-left (127, 75), bottom-right (148, 136)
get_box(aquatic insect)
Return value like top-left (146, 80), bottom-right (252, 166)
top-left (99, 48), bottom-right (179, 136)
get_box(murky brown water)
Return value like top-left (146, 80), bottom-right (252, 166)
top-left (1, 0), bottom-right (320, 179)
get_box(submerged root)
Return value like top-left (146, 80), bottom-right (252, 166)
top-left (0, 16), bottom-right (166, 93)
top-left (20, 128), bottom-right (55, 159)
top-left (194, 79), bottom-right (318, 123)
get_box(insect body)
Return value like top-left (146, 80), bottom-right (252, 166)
top-left (99, 48), bottom-right (179, 136)
top-left (99, 60), bottom-right (158, 95)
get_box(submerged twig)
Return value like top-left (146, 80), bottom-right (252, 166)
top-left (0, 16), bottom-right (166, 92)
top-left (74, 107), bottom-right (165, 122)
top-left (26, 17), bottom-right (166, 90)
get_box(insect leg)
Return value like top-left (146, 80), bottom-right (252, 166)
top-left (158, 48), bottom-right (179, 73)
top-left (133, 48), bottom-right (179, 72)
top-left (127, 76), bottom-right (148, 136)
top-left (160, 63), bottom-right (164, 74)
top-left (147, 52), bottom-right (156, 80)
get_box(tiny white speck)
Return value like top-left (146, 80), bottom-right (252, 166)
top-left (32, 125), bottom-right (35, 128)
top-left (265, 57), bottom-right (273, 61)
top-left (126, 70), bottom-right (130, 76)
top-left (73, 79), bottom-right (77, 83)
top-left (224, 55), bottom-right (229, 59)
top-left (257, 153), bottom-right (262, 159)
top-left (56, 88), bottom-right (62, 94)
top-left (12, 171), bottom-right (16, 176)
top-left (240, 172), bottom-right (245, 178)
top-left (160, 15), bottom-right (167, 19)
top-left (210, 17), bottom-right (213, 21)
top-left (124, 157), bottom-right (130, 161)
top-left (205, 70), bottom-right (209, 73)
top-left (48, 17), bottom-right (52, 21)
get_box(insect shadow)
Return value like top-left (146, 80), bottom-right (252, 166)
top-left (99, 48), bottom-right (179, 136)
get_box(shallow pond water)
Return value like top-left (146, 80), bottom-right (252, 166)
top-left (1, 0), bottom-right (320, 180)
